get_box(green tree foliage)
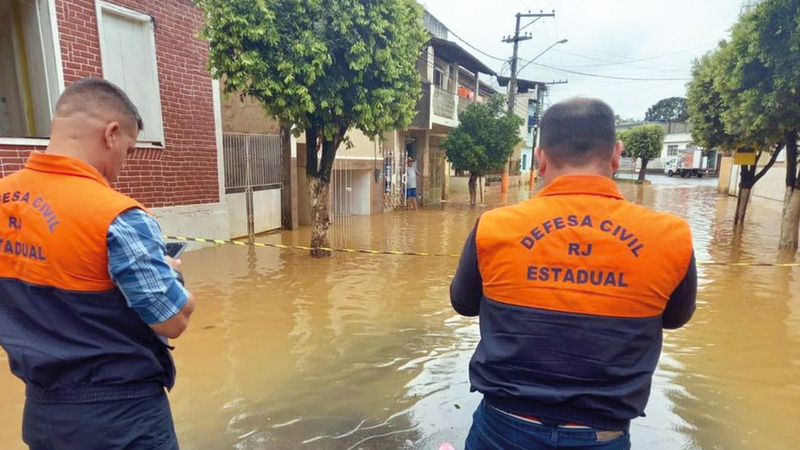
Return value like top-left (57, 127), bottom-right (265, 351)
top-left (715, 10), bottom-right (781, 148)
top-left (644, 97), bottom-right (688, 122)
top-left (196, 0), bottom-right (428, 255)
top-left (441, 96), bottom-right (522, 203)
top-left (686, 1), bottom-right (793, 230)
top-left (687, 51), bottom-right (737, 153)
top-left (746, 0), bottom-right (800, 248)
top-left (618, 124), bottom-right (665, 182)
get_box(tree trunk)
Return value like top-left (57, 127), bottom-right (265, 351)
top-left (779, 133), bottom-right (799, 249)
top-left (468, 173), bottom-right (477, 205)
top-left (780, 188), bottom-right (800, 249)
top-left (308, 176), bottom-right (331, 258)
top-left (305, 124), bottom-right (347, 258)
top-left (735, 187), bottom-right (751, 227)
top-left (637, 158), bottom-right (649, 182)
top-left (735, 164), bottom-right (755, 227)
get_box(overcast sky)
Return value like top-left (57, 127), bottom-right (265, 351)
top-left (421, 0), bottom-right (747, 120)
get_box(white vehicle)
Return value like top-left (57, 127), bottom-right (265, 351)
top-left (665, 149), bottom-right (707, 178)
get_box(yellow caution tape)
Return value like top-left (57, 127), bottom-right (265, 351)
top-left (163, 236), bottom-right (457, 258)
top-left (163, 236), bottom-right (800, 267)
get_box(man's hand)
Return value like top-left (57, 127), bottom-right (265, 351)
top-left (150, 256), bottom-right (195, 339)
top-left (165, 256), bottom-right (185, 285)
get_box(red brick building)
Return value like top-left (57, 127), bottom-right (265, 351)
top-left (0, 0), bottom-right (228, 237)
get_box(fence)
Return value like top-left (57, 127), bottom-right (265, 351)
top-left (223, 133), bottom-right (282, 194)
top-left (222, 133), bottom-right (283, 240)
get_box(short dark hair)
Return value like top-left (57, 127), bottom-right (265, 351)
top-left (539, 98), bottom-right (615, 167)
top-left (55, 77), bottom-right (144, 132)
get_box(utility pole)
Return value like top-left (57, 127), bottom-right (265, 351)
top-left (533, 79), bottom-right (567, 147)
top-left (501, 10), bottom-right (555, 193)
top-left (528, 79), bottom-right (567, 192)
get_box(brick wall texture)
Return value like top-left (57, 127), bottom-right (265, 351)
top-left (0, 0), bottom-right (219, 207)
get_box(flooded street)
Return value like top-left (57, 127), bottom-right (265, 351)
top-left (1, 175), bottom-right (799, 449)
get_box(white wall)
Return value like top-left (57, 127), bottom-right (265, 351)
top-left (333, 169), bottom-right (371, 215)
top-left (660, 132), bottom-right (694, 159)
top-left (728, 164), bottom-right (739, 196)
top-left (724, 160), bottom-right (787, 204)
top-left (753, 165), bottom-right (787, 203)
top-left (226, 188), bottom-right (282, 238)
top-left (152, 203), bottom-right (231, 249)
top-left (352, 170), bottom-right (371, 215)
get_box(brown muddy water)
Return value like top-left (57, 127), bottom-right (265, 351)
top-left (1, 175), bottom-right (799, 449)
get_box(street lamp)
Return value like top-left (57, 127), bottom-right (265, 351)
top-left (517, 39), bottom-right (568, 74)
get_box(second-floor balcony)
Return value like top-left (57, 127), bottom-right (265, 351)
top-left (433, 85), bottom-right (457, 125)
top-left (457, 95), bottom-right (475, 115)
top-left (410, 36), bottom-right (497, 131)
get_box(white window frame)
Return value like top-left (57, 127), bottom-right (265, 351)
top-left (47, 0), bottom-right (65, 93)
top-left (0, 0), bottom-right (64, 145)
top-left (95, 1), bottom-right (165, 148)
top-left (667, 144), bottom-right (679, 157)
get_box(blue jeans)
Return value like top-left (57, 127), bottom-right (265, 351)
top-left (465, 400), bottom-right (631, 450)
top-left (22, 390), bottom-right (178, 450)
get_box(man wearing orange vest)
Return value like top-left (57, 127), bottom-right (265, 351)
top-left (0, 78), bottom-right (195, 449)
top-left (451, 98), bottom-right (696, 449)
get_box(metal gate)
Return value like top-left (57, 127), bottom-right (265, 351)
top-left (429, 138), bottom-right (445, 205)
top-left (330, 144), bottom-right (354, 247)
top-left (223, 133), bottom-right (282, 239)
top-left (382, 137), bottom-right (405, 210)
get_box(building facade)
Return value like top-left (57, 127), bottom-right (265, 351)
top-left (299, 10), bottom-right (499, 220)
top-left (397, 12), bottom-right (497, 207)
top-left (0, 0), bottom-right (228, 238)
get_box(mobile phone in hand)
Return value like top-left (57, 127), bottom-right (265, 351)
top-left (165, 242), bottom-right (188, 259)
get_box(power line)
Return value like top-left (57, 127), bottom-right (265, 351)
top-left (522, 62), bottom-right (692, 81)
top-left (568, 44), bottom-right (640, 61)
top-left (445, 28), bottom-right (508, 63)
top-left (553, 43), bottom-right (717, 69)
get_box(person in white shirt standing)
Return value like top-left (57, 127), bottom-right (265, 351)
top-left (406, 157), bottom-right (420, 210)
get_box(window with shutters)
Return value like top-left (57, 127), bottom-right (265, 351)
top-left (96, 1), bottom-right (164, 146)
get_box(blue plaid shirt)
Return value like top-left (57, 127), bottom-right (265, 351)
top-left (107, 208), bottom-right (189, 325)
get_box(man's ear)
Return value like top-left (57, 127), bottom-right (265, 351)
top-left (535, 147), bottom-right (546, 176)
top-left (611, 140), bottom-right (624, 172)
top-left (104, 122), bottom-right (121, 150)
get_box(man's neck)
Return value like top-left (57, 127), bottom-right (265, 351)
top-left (542, 167), bottom-right (613, 186)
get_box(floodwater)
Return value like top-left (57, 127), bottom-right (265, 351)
top-left (1, 174), bottom-right (799, 449)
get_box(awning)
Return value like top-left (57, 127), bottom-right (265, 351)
top-left (429, 37), bottom-right (497, 76)
top-left (496, 75), bottom-right (548, 94)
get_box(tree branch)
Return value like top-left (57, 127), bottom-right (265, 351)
top-left (306, 127), bottom-right (318, 178)
top-left (318, 124), bottom-right (349, 183)
top-left (753, 141), bottom-right (784, 184)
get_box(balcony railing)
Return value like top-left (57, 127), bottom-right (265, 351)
top-left (432, 85), bottom-right (455, 120)
top-left (457, 96), bottom-right (475, 115)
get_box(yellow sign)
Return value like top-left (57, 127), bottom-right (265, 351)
top-left (733, 148), bottom-right (756, 165)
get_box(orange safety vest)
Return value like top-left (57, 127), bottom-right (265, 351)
top-left (0, 152), bottom-right (174, 401)
top-left (477, 175), bottom-right (692, 319)
top-left (0, 152), bottom-right (144, 289)
top-left (470, 174), bottom-right (693, 429)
